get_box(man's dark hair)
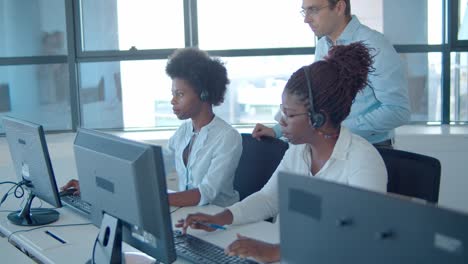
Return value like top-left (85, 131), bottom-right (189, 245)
top-left (328, 0), bottom-right (351, 17)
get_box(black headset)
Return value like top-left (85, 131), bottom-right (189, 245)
top-left (200, 89), bottom-right (209, 101)
top-left (303, 66), bottom-right (326, 128)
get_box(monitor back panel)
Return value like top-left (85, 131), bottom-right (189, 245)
top-left (278, 172), bottom-right (468, 264)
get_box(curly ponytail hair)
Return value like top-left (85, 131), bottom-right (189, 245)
top-left (284, 42), bottom-right (374, 126)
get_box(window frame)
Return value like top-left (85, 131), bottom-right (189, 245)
top-left (2, 0), bottom-right (468, 134)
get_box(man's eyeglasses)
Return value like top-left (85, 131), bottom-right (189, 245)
top-left (300, 5), bottom-right (330, 18)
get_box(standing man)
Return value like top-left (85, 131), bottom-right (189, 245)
top-left (253, 0), bottom-right (410, 148)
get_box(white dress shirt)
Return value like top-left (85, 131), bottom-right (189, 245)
top-left (167, 116), bottom-right (242, 207)
top-left (228, 126), bottom-right (387, 225)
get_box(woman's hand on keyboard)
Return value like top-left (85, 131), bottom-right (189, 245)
top-left (176, 209), bottom-right (233, 234)
top-left (60, 179), bottom-right (81, 196)
top-left (225, 234), bottom-right (280, 263)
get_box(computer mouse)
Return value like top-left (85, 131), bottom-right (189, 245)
top-left (59, 188), bottom-right (78, 197)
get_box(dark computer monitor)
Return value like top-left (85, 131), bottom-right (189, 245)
top-left (74, 128), bottom-right (176, 263)
top-left (2, 116), bottom-right (62, 226)
top-left (278, 172), bottom-right (468, 263)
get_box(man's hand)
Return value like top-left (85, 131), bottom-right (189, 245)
top-left (60, 179), bottom-right (80, 195)
top-left (252, 124), bottom-right (275, 140)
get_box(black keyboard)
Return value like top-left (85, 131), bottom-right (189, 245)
top-left (61, 194), bottom-right (92, 216)
top-left (173, 230), bottom-right (258, 264)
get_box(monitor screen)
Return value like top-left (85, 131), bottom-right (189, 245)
top-left (278, 172), bottom-right (468, 264)
top-left (74, 128), bottom-right (176, 263)
top-left (2, 116), bottom-right (62, 226)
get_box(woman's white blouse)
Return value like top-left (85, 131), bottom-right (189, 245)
top-left (167, 116), bottom-right (242, 207)
top-left (228, 126), bottom-right (387, 225)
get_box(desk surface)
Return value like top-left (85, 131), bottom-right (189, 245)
top-left (0, 236), bottom-right (36, 263)
top-left (0, 182), bottom-right (279, 264)
top-left (0, 132), bottom-right (278, 263)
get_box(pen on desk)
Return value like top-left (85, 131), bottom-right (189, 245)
top-left (45, 230), bottom-right (66, 244)
top-left (194, 221), bottom-right (227, 230)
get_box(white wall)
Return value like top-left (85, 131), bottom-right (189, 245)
top-left (395, 126), bottom-right (468, 214)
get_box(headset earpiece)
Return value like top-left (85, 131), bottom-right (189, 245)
top-left (200, 89), bottom-right (209, 102)
top-left (303, 66), bottom-right (326, 128)
top-left (311, 112), bottom-right (325, 128)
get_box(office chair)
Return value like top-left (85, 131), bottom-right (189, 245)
top-left (234, 134), bottom-right (289, 201)
top-left (377, 148), bottom-right (441, 203)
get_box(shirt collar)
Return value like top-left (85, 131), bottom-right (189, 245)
top-left (329, 126), bottom-right (352, 161)
top-left (186, 115), bottom-right (219, 138)
top-left (325, 15), bottom-right (362, 46)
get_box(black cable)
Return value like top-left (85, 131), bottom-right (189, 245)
top-left (7, 222), bottom-right (92, 243)
top-left (13, 184), bottom-right (25, 198)
top-left (0, 181), bottom-right (19, 185)
top-left (0, 181), bottom-right (26, 207)
top-left (91, 234), bottom-right (99, 264)
top-left (0, 191), bottom-right (10, 205)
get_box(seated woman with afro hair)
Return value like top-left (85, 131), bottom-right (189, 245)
top-left (62, 48), bottom-right (242, 208)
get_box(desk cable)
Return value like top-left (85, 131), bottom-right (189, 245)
top-left (0, 180), bottom-right (27, 208)
top-left (91, 233), bottom-right (99, 264)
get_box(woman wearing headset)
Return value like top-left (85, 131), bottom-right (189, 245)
top-left (62, 48), bottom-right (242, 208)
top-left (165, 48), bottom-right (242, 207)
top-left (177, 42), bottom-right (387, 262)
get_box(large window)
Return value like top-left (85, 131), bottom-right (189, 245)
top-left (353, 0), bottom-right (442, 45)
top-left (459, 0), bottom-right (468, 40)
top-left (79, 0), bottom-right (185, 52)
top-left (451, 52), bottom-right (468, 122)
top-left (0, 64), bottom-right (71, 130)
top-left (1, 0), bottom-right (468, 133)
top-left (0, 0), bottom-right (70, 133)
top-left (454, 0), bottom-right (468, 122)
top-left (0, 0), bottom-right (67, 57)
top-left (76, 0), bottom-right (316, 129)
top-left (78, 60), bottom-right (175, 129)
top-left (218, 55), bottom-right (314, 124)
top-left (197, 0), bottom-right (313, 50)
top-left (351, 0), bottom-right (443, 122)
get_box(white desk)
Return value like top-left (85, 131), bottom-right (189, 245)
top-left (1, 204), bottom-right (278, 263)
top-left (0, 183), bottom-right (279, 264)
top-left (0, 236), bottom-right (36, 263)
top-left (0, 190), bottom-right (96, 263)
top-left (0, 133), bottom-right (279, 263)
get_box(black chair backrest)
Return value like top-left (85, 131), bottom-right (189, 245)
top-left (234, 134), bottom-right (289, 201)
top-left (377, 148), bottom-right (441, 203)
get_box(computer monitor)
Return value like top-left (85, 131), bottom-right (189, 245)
top-left (2, 116), bottom-right (62, 226)
top-left (278, 172), bottom-right (468, 263)
top-left (74, 128), bottom-right (176, 263)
